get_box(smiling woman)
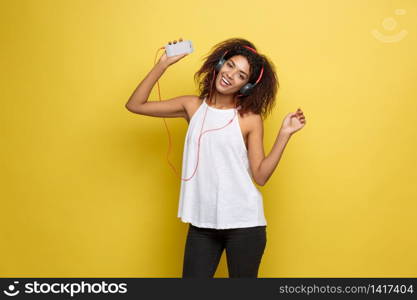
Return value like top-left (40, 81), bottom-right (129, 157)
top-left (125, 37), bottom-right (306, 278)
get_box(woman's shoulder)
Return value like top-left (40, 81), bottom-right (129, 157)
top-left (183, 95), bottom-right (204, 123)
top-left (182, 95), bottom-right (203, 106)
top-left (238, 108), bottom-right (261, 124)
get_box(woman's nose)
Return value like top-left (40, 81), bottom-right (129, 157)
top-left (225, 72), bottom-right (234, 80)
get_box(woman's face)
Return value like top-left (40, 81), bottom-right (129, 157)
top-left (216, 55), bottom-right (251, 95)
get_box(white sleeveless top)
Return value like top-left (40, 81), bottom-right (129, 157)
top-left (177, 97), bottom-right (267, 229)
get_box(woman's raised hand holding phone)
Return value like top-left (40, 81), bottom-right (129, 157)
top-left (158, 37), bottom-right (189, 68)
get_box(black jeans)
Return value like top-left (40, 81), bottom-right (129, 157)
top-left (182, 223), bottom-right (267, 278)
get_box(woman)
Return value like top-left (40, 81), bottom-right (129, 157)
top-left (126, 37), bottom-right (306, 278)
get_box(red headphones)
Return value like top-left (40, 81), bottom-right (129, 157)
top-left (214, 45), bottom-right (264, 97)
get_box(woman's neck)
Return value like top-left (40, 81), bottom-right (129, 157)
top-left (207, 92), bottom-right (238, 109)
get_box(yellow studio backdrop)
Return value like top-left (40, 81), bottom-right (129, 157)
top-left (1, 0), bottom-right (416, 277)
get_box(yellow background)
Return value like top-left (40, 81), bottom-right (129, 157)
top-left (1, 0), bottom-right (416, 277)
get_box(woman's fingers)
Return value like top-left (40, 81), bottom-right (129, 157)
top-left (168, 38), bottom-right (183, 45)
top-left (295, 108), bottom-right (306, 122)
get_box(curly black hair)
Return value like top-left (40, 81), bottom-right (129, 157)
top-left (194, 38), bottom-right (279, 120)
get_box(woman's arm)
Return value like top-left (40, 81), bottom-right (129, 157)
top-left (247, 114), bottom-right (291, 186)
top-left (247, 109), bottom-right (306, 186)
top-left (256, 130), bottom-right (291, 186)
top-left (125, 62), bottom-right (168, 111)
top-left (125, 62), bottom-right (191, 119)
top-left (125, 41), bottom-right (190, 119)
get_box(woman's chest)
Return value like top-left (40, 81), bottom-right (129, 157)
top-left (186, 101), bottom-right (250, 151)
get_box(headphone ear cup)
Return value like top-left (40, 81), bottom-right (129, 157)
top-left (215, 58), bottom-right (226, 72)
top-left (239, 83), bottom-right (254, 96)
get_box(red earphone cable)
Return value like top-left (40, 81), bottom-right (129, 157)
top-left (154, 47), bottom-right (180, 177)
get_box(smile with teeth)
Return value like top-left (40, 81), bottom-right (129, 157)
top-left (221, 76), bottom-right (231, 86)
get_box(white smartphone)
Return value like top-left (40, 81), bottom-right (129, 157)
top-left (165, 40), bottom-right (194, 57)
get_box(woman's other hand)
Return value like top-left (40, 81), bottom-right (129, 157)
top-left (280, 108), bottom-right (306, 136)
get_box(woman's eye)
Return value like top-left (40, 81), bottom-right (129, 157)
top-left (226, 63), bottom-right (245, 80)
